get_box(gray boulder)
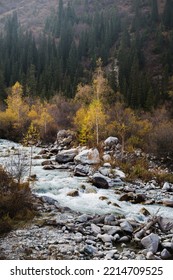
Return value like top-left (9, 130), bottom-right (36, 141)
top-left (141, 233), bottom-right (160, 253)
top-left (56, 129), bottom-right (76, 148)
top-left (74, 164), bottom-right (91, 176)
top-left (104, 136), bottom-right (119, 148)
top-left (74, 148), bottom-right (100, 165)
top-left (55, 148), bottom-right (78, 163)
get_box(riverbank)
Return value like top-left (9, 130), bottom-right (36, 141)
top-left (0, 194), bottom-right (173, 260)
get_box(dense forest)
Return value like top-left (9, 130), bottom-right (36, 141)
top-left (0, 0), bottom-right (173, 158)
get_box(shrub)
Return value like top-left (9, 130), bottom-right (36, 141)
top-left (0, 167), bottom-right (35, 235)
top-left (152, 122), bottom-right (173, 157)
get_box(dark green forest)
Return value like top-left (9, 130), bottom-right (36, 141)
top-left (0, 0), bottom-right (173, 110)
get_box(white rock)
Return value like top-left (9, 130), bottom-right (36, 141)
top-left (74, 148), bottom-right (100, 165)
top-left (97, 234), bottom-right (113, 243)
top-left (141, 233), bottom-right (160, 253)
top-left (104, 136), bottom-right (118, 146)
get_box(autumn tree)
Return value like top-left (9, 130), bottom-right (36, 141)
top-left (6, 81), bottom-right (29, 127)
top-left (28, 99), bottom-right (55, 140)
top-left (74, 59), bottom-right (108, 145)
top-left (108, 102), bottom-right (152, 155)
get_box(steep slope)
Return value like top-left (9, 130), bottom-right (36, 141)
top-left (0, 0), bottom-right (58, 32)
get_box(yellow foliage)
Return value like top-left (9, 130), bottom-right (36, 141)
top-left (5, 82), bottom-right (29, 127)
top-left (27, 101), bottom-right (55, 136)
top-left (74, 99), bottom-right (106, 145)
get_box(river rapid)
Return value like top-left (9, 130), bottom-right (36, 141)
top-left (0, 139), bottom-right (173, 221)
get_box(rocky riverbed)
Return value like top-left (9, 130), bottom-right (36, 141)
top-left (0, 131), bottom-right (173, 260)
top-left (0, 195), bottom-right (173, 260)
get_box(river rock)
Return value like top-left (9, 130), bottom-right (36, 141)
top-left (103, 225), bottom-right (121, 235)
top-left (83, 245), bottom-right (97, 255)
top-left (157, 216), bottom-right (173, 232)
top-left (41, 160), bottom-right (53, 166)
top-left (97, 233), bottom-right (113, 243)
top-left (56, 130), bottom-right (76, 148)
top-left (120, 221), bottom-right (133, 233)
top-left (119, 192), bottom-right (146, 203)
top-left (162, 182), bottom-right (172, 191)
top-left (74, 148), bottom-right (100, 165)
top-left (102, 154), bottom-right (112, 162)
top-left (161, 248), bottom-right (172, 259)
top-left (43, 165), bottom-right (55, 170)
top-left (74, 164), bottom-right (91, 176)
top-left (98, 166), bottom-right (111, 177)
top-left (91, 175), bottom-right (109, 189)
top-left (77, 214), bottom-right (92, 223)
top-left (141, 233), bottom-right (160, 253)
top-left (104, 136), bottom-right (119, 149)
top-left (67, 190), bottom-right (79, 197)
top-left (91, 223), bottom-right (101, 235)
top-left (162, 199), bottom-right (173, 207)
top-left (91, 173), bottom-right (123, 189)
top-left (55, 148), bottom-right (78, 164)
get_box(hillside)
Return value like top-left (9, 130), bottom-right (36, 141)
top-left (0, 0), bottom-right (173, 109)
top-left (0, 0), bottom-right (58, 32)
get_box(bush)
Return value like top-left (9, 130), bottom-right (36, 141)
top-left (0, 167), bottom-right (35, 234)
top-left (149, 121), bottom-right (173, 158)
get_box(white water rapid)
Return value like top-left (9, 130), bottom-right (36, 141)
top-left (0, 139), bottom-right (173, 221)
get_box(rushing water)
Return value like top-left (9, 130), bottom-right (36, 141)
top-left (0, 139), bottom-right (173, 221)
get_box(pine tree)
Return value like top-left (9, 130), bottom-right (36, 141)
top-left (151, 0), bottom-right (159, 23)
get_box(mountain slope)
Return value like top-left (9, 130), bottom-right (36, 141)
top-left (0, 0), bottom-right (58, 32)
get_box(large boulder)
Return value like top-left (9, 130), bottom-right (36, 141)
top-left (74, 164), bottom-right (91, 176)
top-left (91, 173), bottom-right (124, 189)
top-left (55, 148), bottom-right (78, 164)
top-left (91, 175), bottom-right (109, 189)
top-left (56, 130), bottom-right (76, 148)
top-left (104, 136), bottom-right (119, 150)
top-left (74, 148), bottom-right (100, 165)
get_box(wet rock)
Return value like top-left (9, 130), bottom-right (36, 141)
top-left (43, 165), bottom-right (55, 170)
top-left (38, 149), bottom-right (49, 155)
top-left (99, 196), bottom-right (108, 201)
top-left (119, 192), bottom-right (146, 203)
top-left (162, 199), bottom-right (173, 207)
top-left (41, 160), bottom-right (53, 166)
top-left (141, 233), bottom-right (160, 253)
top-left (74, 148), bottom-right (100, 165)
top-left (67, 190), bottom-right (79, 197)
top-left (74, 164), bottom-right (91, 176)
top-left (139, 208), bottom-right (151, 216)
top-left (91, 175), bottom-right (109, 189)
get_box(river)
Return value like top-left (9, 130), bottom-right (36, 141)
top-left (0, 139), bottom-right (173, 221)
